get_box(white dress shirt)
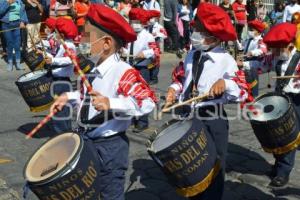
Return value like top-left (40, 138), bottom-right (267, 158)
top-left (66, 54), bottom-right (155, 138)
top-left (170, 47), bottom-right (248, 107)
top-left (142, 0), bottom-right (160, 11)
top-left (123, 29), bottom-right (155, 67)
top-left (245, 48), bottom-right (300, 94)
top-left (243, 35), bottom-right (265, 57)
top-left (44, 40), bottom-right (75, 78)
top-left (283, 3), bottom-right (300, 22)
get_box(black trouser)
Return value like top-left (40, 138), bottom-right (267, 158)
top-left (164, 20), bottom-right (179, 51)
top-left (273, 93), bottom-right (299, 177)
top-left (88, 132), bottom-right (129, 200)
top-left (236, 24), bottom-right (244, 42)
top-left (0, 21), bottom-right (6, 54)
top-left (51, 77), bottom-right (72, 134)
top-left (190, 105), bottom-right (229, 200)
top-left (180, 19), bottom-right (190, 49)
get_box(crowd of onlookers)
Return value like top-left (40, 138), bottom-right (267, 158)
top-left (1, 0), bottom-right (300, 70)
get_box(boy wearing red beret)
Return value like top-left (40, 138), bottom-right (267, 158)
top-left (40, 17), bottom-right (77, 134)
top-left (122, 8), bottom-right (158, 132)
top-left (166, 3), bottom-right (249, 200)
top-left (240, 20), bottom-right (268, 97)
top-left (245, 22), bottom-right (299, 187)
top-left (50, 4), bottom-right (157, 199)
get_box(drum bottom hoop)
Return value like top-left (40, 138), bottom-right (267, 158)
top-left (262, 132), bottom-right (300, 155)
top-left (176, 160), bottom-right (221, 198)
top-left (30, 101), bottom-right (54, 112)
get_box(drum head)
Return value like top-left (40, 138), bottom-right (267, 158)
top-left (249, 95), bottom-right (289, 121)
top-left (151, 120), bottom-right (192, 153)
top-left (17, 70), bottom-right (47, 83)
top-left (24, 133), bottom-right (81, 183)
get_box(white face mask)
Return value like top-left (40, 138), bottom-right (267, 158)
top-left (132, 23), bottom-right (143, 33)
top-left (78, 37), bottom-right (106, 64)
top-left (190, 32), bottom-right (215, 51)
top-left (278, 52), bottom-right (290, 61)
top-left (248, 31), bottom-right (255, 38)
top-left (78, 37), bottom-right (105, 55)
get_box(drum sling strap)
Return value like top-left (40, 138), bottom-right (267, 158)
top-left (275, 51), bottom-right (300, 92)
top-left (175, 51), bottom-right (209, 115)
top-left (79, 73), bottom-right (117, 126)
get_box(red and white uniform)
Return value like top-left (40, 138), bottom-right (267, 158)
top-left (66, 54), bottom-right (156, 137)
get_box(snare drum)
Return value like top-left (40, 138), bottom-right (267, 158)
top-left (147, 119), bottom-right (220, 197)
top-left (15, 70), bottom-right (54, 112)
top-left (24, 132), bottom-right (102, 200)
top-left (248, 92), bottom-right (300, 154)
top-left (23, 51), bottom-right (45, 71)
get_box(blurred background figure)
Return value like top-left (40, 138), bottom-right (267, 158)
top-left (24, 0), bottom-right (44, 51)
top-left (0, 0), bottom-right (28, 71)
top-left (177, 0), bottom-right (192, 52)
top-left (74, 0), bottom-right (90, 35)
top-left (116, 0), bottom-right (132, 19)
top-left (283, 0), bottom-right (300, 22)
top-left (270, 1), bottom-right (285, 25)
top-left (141, 0), bottom-right (160, 11)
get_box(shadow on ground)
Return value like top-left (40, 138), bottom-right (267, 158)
top-left (226, 143), bottom-right (272, 176)
top-left (17, 122), bottom-right (55, 138)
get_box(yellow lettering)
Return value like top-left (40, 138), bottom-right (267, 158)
top-left (59, 191), bottom-right (72, 200)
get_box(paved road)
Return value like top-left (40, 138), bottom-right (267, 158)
top-left (0, 53), bottom-right (299, 200)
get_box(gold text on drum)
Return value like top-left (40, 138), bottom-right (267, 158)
top-left (163, 130), bottom-right (208, 174)
top-left (36, 161), bottom-right (99, 200)
top-left (273, 112), bottom-right (296, 139)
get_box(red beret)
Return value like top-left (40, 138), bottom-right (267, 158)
top-left (196, 3), bottom-right (237, 41)
top-left (45, 18), bottom-right (56, 31)
top-left (87, 4), bottom-right (136, 45)
top-left (248, 20), bottom-right (266, 33)
top-left (56, 18), bottom-right (78, 40)
top-left (129, 8), bottom-right (160, 25)
top-left (263, 23), bottom-right (297, 48)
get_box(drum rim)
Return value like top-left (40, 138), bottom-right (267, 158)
top-left (16, 69), bottom-right (49, 83)
top-left (248, 92), bottom-right (292, 123)
top-left (147, 119), bottom-right (192, 153)
top-left (23, 132), bottom-right (84, 185)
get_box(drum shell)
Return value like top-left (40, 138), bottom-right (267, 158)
top-left (15, 70), bottom-right (54, 112)
top-left (250, 92), bottom-right (300, 154)
top-left (148, 118), bottom-right (219, 197)
top-left (25, 135), bottom-right (102, 200)
top-left (76, 54), bottom-right (94, 74)
top-left (23, 51), bottom-right (45, 71)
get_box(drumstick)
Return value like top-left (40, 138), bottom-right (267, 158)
top-left (26, 31), bottom-right (95, 139)
top-left (26, 110), bottom-right (58, 139)
top-left (161, 93), bottom-right (210, 113)
top-left (272, 75), bottom-right (300, 79)
top-left (55, 29), bottom-right (93, 92)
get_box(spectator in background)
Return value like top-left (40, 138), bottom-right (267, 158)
top-left (283, 0), bottom-right (300, 22)
top-left (104, 0), bottom-right (117, 8)
top-left (116, 0), bottom-right (132, 19)
top-left (0, 0), bottom-right (28, 71)
top-left (246, 0), bottom-right (258, 21)
top-left (24, 0), bottom-right (43, 51)
top-left (219, 0), bottom-right (236, 22)
top-left (0, 24), bottom-right (7, 60)
top-left (164, 0), bottom-right (182, 58)
top-left (257, 1), bottom-right (267, 21)
top-left (232, 0), bottom-right (247, 42)
top-left (178, 0), bottom-right (192, 51)
top-left (49, 0), bottom-right (74, 19)
top-left (74, 0), bottom-right (90, 34)
top-left (89, 0), bottom-right (103, 3)
top-left (270, 1), bottom-right (285, 25)
top-left (141, 0), bottom-right (160, 11)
